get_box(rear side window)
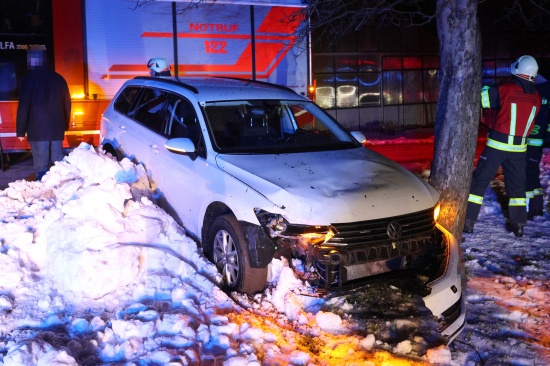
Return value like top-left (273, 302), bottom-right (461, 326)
top-left (128, 88), bottom-right (170, 133)
top-left (113, 87), bottom-right (141, 115)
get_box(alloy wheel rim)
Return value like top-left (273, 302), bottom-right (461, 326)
top-left (213, 229), bottom-right (239, 287)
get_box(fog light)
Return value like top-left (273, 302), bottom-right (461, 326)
top-left (329, 251), bottom-right (342, 265)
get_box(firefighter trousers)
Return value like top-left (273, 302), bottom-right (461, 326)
top-left (466, 146), bottom-right (527, 225)
top-left (525, 145), bottom-right (544, 213)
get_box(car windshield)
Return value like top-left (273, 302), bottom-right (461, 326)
top-left (203, 100), bottom-right (360, 154)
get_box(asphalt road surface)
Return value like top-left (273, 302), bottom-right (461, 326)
top-left (0, 152), bottom-right (35, 190)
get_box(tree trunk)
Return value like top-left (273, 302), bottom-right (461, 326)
top-left (431, 0), bottom-right (481, 243)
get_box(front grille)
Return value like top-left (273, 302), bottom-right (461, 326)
top-left (326, 207), bottom-right (435, 247)
top-left (307, 207), bottom-right (442, 289)
top-left (346, 236), bottom-right (433, 264)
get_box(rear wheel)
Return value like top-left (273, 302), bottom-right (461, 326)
top-left (101, 143), bottom-right (121, 161)
top-left (208, 214), bottom-right (268, 294)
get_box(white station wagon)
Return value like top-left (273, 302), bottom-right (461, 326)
top-left (100, 76), bottom-right (465, 342)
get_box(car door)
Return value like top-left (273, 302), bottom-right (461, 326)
top-left (146, 93), bottom-right (213, 237)
top-left (118, 87), bottom-right (169, 167)
top-left (102, 86), bottom-right (142, 154)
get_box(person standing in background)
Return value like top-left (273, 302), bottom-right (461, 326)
top-left (526, 69), bottom-right (550, 219)
top-left (16, 46), bottom-right (71, 181)
top-left (464, 55), bottom-right (542, 237)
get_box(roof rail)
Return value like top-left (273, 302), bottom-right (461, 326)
top-left (133, 76), bottom-right (199, 94)
top-left (214, 77), bottom-right (297, 94)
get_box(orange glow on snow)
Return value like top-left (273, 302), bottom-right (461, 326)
top-left (225, 311), bottom-right (430, 365)
top-left (468, 276), bottom-right (550, 361)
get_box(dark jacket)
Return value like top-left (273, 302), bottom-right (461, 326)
top-left (16, 68), bottom-right (71, 141)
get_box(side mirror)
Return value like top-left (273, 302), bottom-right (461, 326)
top-left (165, 138), bottom-right (196, 155)
top-left (350, 131), bottom-right (366, 144)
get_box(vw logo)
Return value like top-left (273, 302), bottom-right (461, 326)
top-left (387, 221), bottom-right (402, 240)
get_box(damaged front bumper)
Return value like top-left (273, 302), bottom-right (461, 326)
top-left (423, 222), bottom-right (466, 343)
top-left (249, 207), bottom-right (466, 343)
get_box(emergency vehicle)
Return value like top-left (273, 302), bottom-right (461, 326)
top-left (0, 0), bottom-right (309, 155)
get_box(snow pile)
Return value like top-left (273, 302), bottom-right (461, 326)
top-left (0, 144), bottom-right (216, 310)
top-left (0, 143), bottom-right (451, 365)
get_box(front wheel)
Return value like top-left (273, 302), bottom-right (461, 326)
top-left (101, 143), bottom-right (121, 161)
top-left (208, 214), bottom-right (268, 294)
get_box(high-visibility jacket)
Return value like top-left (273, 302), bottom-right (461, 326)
top-left (481, 77), bottom-right (541, 152)
top-left (527, 80), bottom-right (550, 148)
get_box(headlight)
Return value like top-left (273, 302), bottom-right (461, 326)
top-left (434, 202), bottom-right (441, 221)
top-left (255, 209), bottom-right (288, 237)
top-left (267, 214), bottom-right (288, 234)
top-left (254, 209), bottom-right (331, 241)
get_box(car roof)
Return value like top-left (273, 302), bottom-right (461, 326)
top-left (124, 76), bottom-right (309, 102)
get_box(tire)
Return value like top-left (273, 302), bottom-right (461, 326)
top-left (208, 214), bottom-right (268, 294)
top-left (101, 144), bottom-right (120, 161)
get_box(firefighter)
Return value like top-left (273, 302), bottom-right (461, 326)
top-left (526, 71), bottom-right (550, 220)
top-left (147, 57), bottom-right (171, 77)
top-left (464, 55), bottom-right (542, 237)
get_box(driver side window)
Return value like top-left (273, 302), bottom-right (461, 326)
top-left (163, 95), bottom-right (206, 158)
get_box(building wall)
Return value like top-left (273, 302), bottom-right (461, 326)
top-left (311, 25), bottom-right (440, 135)
top-left (312, 22), bottom-right (550, 136)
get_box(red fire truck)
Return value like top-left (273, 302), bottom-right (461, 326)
top-left (0, 0), bottom-right (309, 154)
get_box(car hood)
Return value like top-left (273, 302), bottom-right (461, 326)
top-left (215, 147), bottom-right (438, 224)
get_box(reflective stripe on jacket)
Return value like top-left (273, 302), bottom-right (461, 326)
top-left (526, 80), bottom-right (550, 147)
top-left (480, 78), bottom-right (541, 139)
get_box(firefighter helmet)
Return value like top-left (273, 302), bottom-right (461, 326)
top-left (147, 57), bottom-right (171, 76)
top-left (511, 55), bottom-right (538, 82)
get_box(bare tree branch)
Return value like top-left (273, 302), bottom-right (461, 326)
top-left (132, 0), bottom-right (210, 12)
top-left (491, 0), bottom-right (550, 31)
top-left (285, 0), bottom-right (437, 49)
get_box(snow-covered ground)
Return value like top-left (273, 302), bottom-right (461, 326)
top-left (0, 142), bottom-right (549, 365)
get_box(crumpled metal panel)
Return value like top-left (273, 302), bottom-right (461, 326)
top-left (216, 147), bottom-right (438, 224)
